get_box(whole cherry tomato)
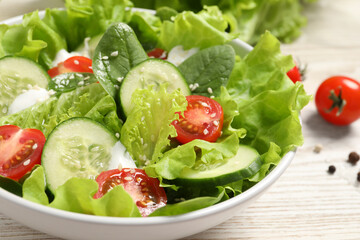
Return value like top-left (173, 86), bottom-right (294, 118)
top-left (315, 76), bottom-right (360, 125)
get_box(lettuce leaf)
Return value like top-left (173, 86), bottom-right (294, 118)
top-left (0, 83), bottom-right (122, 137)
top-left (226, 31), bottom-right (310, 182)
top-left (133, 0), bottom-right (316, 45)
top-left (0, 0), bottom-right (133, 69)
top-left (159, 6), bottom-right (235, 51)
top-left (145, 134), bottom-right (239, 181)
top-left (22, 166), bottom-right (141, 217)
top-left (22, 166), bottom-right (49, 205)
top-left (149, 187), bottom-right (225, 216)
top-left (120, 85), bottom-right (187, 168)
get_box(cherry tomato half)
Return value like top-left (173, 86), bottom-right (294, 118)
top-left (48, 56), bottom-right (93, 78)
top-left (0, 125), bottom-right (46, 181)
top-left (287, 65), bottom-right (302, 83)
top-left (315, 76), bottom-right (360, 125)
top-left (172, 95), bottom-right (224, 144)
top-left (147, 48), bottom-right (167, 60)
top-left (93, 168), bottom-right (167, 217)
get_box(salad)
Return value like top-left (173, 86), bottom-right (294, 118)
top-left (0, 1), bottom-right (310, 217)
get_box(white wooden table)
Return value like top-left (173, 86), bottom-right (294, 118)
top-left (1, 0), bottom-right (360, 239)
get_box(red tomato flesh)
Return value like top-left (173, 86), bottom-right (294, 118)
top-left (0, 125), bottom-right (45, 181)
top-left (172, 95), bottom-right (224, 144)
top-left (315, 76), bottom-right (360, 125)
top-left (94, 168), bottom-right (167, 217)
top-left (48, 56), bottom-right (93, 78)
top-left (287, 65), bottom-right (302, 83)
top-left (147, 48), bottom-right (167, 60)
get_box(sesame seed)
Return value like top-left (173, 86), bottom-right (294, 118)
top-left (32, 143), bottom-right (38, 150)
top-left (130, 168), bottom-right (136, 174)
top-left (117, 77), bottom-right (123, 83)
top-left (207, 87), bottom-right (213, 94)
top-left (114, 85), bottom-right (120, 89)
top-left (203, 129), bottom-right (209, 135)
top-left (111, 51), bottom-right (119, 57)
top-left (213, 120), bottom-right (219, 126)
top-left (74, 60), bottom-right (79, 65)
top-left (210, 113), bottom-right (216, 118)
top-left (84, 76), bottom-right (90, 81)
top-left (115, 133), bottom-right (120, 138)
top-left (23, 159), bottom-right (30, 166)
top-left (118, 163), bottom-right (123, 171)
top-left (69, 75), bottom-right (75, 80)
top-left (124, 176), bottom-right (133, 181)
top-left (102, 56), bottom-right (109, 60)
top-left (201, 102), bottom-right (209, 107)
top-left (2, 107), bottom-right (7, 114)
top-left (89, 66), bottom-right (92, 69)
top-left (78, 81), bottom-right (84, 86)
top-left (123, 169), bottom-right (130, 172)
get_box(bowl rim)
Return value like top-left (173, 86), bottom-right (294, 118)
top-left (0, 7), bottom-right (294, 226)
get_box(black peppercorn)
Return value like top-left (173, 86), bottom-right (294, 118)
top-left (328, 165), bottom-right (336, 174)
top-left (348, 152), bottom-right (360, 165)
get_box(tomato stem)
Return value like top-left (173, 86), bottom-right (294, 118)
top-left (326, 88), bottom-right (346, 116)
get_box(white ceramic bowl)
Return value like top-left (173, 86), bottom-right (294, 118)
top-left (0, 9), bottom-right (295, 240)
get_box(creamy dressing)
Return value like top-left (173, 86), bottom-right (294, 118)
top-left (108, 141), bottom-right (137, 169)
top-left (8, 87), bottom-right (55, 115)
top-left (167, 45), bottom-right (199, 66)
top-left (52, 37), bottom-right (91, 67)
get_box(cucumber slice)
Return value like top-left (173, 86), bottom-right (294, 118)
top-left (119, 59), bottom-right (190, 117)
top-left (42, 117), bottom-right (117, 192)
top-left (174, 145), bottom-right (262, 187)
top-left (0, 56), bottom-right (50, 117)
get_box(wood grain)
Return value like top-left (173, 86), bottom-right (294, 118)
top-left (1, 0), bottom-right (360, 239)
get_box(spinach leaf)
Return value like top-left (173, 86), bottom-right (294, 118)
top-left (92, 23), bottom-right (148, 101)
top-left (48, 73), bottom-right (98, 95)
top-left (178, 45), bottom-right (235, 97)
top-left (0, 176), bottom-right (22, 197)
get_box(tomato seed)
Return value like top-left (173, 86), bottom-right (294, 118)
top-left (142, 187), bottom-right (149, 192)
top-left (138, 201), bottom-right (147, 207)
top-left (2, 163), bottom-right (10, 170)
